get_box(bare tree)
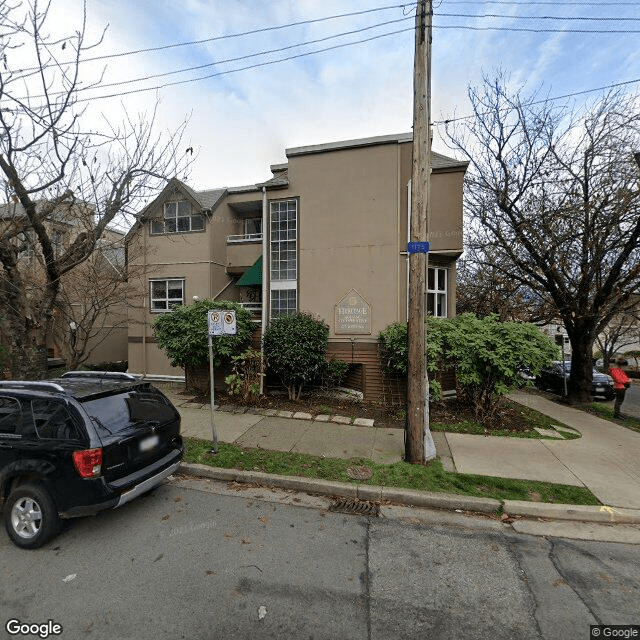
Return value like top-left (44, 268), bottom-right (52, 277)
top-left (595, 299), bottom-right (640, 369)
top-left (457, 248), bottom-right (555, 323)
top-left (446, 74), bottom-right (640, 402)
top-left (0, 0), bottom-right (189, 378)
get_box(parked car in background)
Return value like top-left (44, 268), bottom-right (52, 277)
top-left (516, 366), bottom-right (536, 382)
top-left (535, 361), bottom-right (615, 400)
top-left (0, 372), bottom-right (183, 549)
top-left (595, 355), bottom-right (628, 369)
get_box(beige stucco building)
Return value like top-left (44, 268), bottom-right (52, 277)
top-left (126, 132), bottom-right (467, 398)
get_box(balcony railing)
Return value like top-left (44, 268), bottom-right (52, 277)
top-left (227, 233), bottom-right (263, 244)
top-left (239, 302), bottom-right (262, 314)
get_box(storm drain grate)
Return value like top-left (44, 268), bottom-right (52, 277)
top-left (329, 497), bottom-right (380, 517)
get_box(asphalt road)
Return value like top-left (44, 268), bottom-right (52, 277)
top-left (1, 477), bottom-right (639, 640)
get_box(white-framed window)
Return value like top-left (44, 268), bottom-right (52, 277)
top-left (427, 267), bottom-right (447, 317)
top-left (270, 289), bottom-right (297, 318)
top-left (150, 279), bottom-right (185, 312)
top-left (270, 200), bottom-right (297, 318)
top-left (270, 200), bottom-right (297, 282)
top-left (150, 201), bottom-right (204, 235)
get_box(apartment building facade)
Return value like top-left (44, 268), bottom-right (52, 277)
top-left (126, 132), bottom-right (467, 398)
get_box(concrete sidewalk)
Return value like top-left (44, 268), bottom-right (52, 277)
top-left (165, 386), bottom-right (640, 510)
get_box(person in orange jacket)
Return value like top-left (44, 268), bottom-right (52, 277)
top-left (608, 355), bottom-right (631, 418)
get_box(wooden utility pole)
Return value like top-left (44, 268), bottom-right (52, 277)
top-left (406, 0), bottom-right (436, 463)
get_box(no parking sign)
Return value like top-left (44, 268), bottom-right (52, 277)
top-left (207, 310), bottom-right (237, 336)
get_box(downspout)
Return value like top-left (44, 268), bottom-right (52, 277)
top-left (142, 223), bottom-right (148, 375)
top-left (406, 179), bottom-right (411, 321)
top-left (260, 186), bottom-right (268, 394)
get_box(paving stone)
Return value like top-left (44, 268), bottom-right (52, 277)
top-left (263, 409), bottom-right (279, 417)
top-left (331, 415), bottom-right (352, 425)
top-left (293, 412), bottom-right (313, 420)
top-left (353, 417), bottom-right (375, 427)
top-left (314, 414), bottom-right (331, 422)
top-left (277, 410), bottom-right (294, 418)
top-left (553, 424), bottom-right (579, 434)
top-left (245, 408), bottom-right (264, 415)
top-left (533, 426), bottom-right (564, 438)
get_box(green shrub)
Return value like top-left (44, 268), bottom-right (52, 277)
top-left (444, 314), bottom-right (557, 423)
top-left (378, 314), bottom-right (558, 424)
top-left (264, 312), bottom-right (329, 400)
top-left (225, 348), bottom-right (262, 401)
top-left (153, 299), bottom-right (253, 369)
top-left (320, 358), bottom-right (349, 389)
top-left (378, 319), bottom-right (445, 401)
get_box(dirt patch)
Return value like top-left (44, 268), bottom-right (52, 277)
top-left (186, 387), bottom-right (534, 432)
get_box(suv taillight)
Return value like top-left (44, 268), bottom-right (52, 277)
top-left (73, 448), bottom-right (103, 478)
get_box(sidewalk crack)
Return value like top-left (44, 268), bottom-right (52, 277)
top-left (538, 439), bottom-right (586, 488)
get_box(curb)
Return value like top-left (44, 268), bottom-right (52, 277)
top-left (180, 462), bottom-right (501, 515)
top-left (503, 500), bottom-right (640, 525)
top-left (179, 463), bottom-right (640, 524)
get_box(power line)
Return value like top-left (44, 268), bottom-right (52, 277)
top-left (13, 2), bottom-right (638, 76)
top-left (69, 27), bottom-right (415, 104)
top-left (75, 16), bottom-right (414, 95)
top-left (443, 1), bottom-right (638, 5)
top-left (16, 3), bottom-right (414, 72)
top-left (434, 24), bottom-right (640, 33)
top-left (439, 12), bottom-right (640, 21)
top-left (12, 14), bottom-right (640, 104)
top-left (434, 78), bottom-right (640, 126)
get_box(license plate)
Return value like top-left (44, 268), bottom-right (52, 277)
top-left (139, 434), bottom-right (159, 452)
top-left (596, 387), bottom-right (604, 392)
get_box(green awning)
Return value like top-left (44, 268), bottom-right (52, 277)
top-left (237, 255), bottom-right (262, 286)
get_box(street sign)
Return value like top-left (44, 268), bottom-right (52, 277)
top-left (206, 309), bottom-right (237, 454)
top-left (407, 241), bottom-right (430, 254)
top-left (208, 310), bottom-right (237, 336)
top-left (223, 311), bottom-right (237, 335)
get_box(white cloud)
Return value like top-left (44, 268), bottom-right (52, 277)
top-left (5, 0), bottom-right (639, 200)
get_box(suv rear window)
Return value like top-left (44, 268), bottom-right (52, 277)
top-left (31, 399), bottom-right (84, 440)
top-left (81, 387), bottom-right (175, 434)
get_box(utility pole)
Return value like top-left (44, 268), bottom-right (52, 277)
top-left (406, 0), bottom-right (436, 463)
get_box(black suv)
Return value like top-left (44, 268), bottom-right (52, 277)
top-left (0, 372), bottom-right (183, 549)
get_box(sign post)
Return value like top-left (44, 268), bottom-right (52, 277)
top-left (207, 310), bottom-right (237, 454)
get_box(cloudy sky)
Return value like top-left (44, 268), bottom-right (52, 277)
top-left (8, 0), bottom-right (640, 192)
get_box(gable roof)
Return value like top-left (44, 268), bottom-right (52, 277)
top-left (126, 177), bottom-right (228, 241)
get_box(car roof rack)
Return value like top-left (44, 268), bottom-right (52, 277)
top-left (0, 381), bottom-right (66, 393)
top-left (61, 371), bottom-right (140, 381)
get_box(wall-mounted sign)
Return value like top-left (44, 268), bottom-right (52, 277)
top-left (335, 289), bottom-right (371, 335)
top-left (407, 241), bottom-right (430, 254)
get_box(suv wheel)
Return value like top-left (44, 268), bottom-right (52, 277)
top-left (4, 484), bottom-right (61, 549)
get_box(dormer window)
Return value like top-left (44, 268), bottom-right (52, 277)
top-left (150, 200), bottom-right (204, 235)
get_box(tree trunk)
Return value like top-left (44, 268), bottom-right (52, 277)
top-left (568, 338), bottom-right (594, 404)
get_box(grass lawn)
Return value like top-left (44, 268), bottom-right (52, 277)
top-left (184, 437), bottom-right (600, 507)
top-left (584, 403), bottom-right (640, 434)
